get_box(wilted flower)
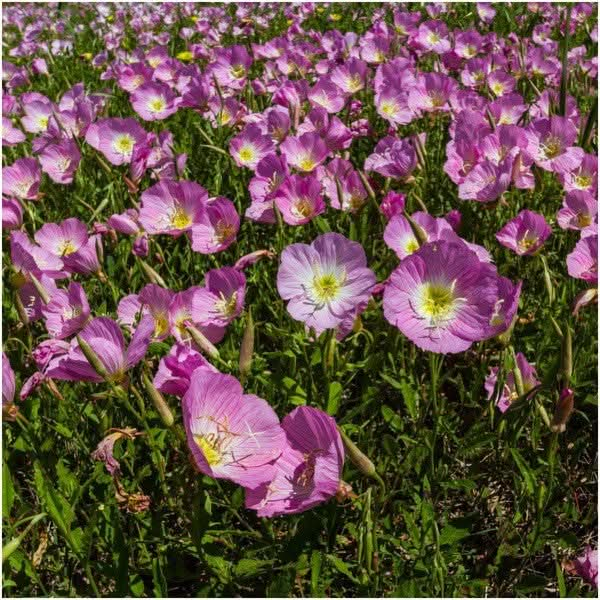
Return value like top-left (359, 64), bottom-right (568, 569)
top-left (92, 427), bottom-right (142, 476)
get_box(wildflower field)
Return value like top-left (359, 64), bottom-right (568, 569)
top-left (2, 2), bottom-right (598, 597)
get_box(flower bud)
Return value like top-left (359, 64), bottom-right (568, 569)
top-left (551, 388), bottom-right (575, 433)
top-left (239, 309), bottom-right (254, 378)
top-left (29, 273), bottom-right (50, 304)
top-left (137, 259), bottom-right (167, 287)
top-left (76, 335), bottom-right (109, 380)
top-left (142, 372), bottom-right (174, 428)
top-left (403, 210), bottom-right (429, 247)
top-left (186, 324), bottom-right (220, 359)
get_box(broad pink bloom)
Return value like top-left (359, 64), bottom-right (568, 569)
top-left (277, 233), bottom-right (376, 334)
top-left (182, 371), bottom-right (285, 487)
top-left (245, 406), bottom-right (344, 517)
top-left (364, 135), bottom-right (417, 179)
top-left (557, 191), bottom-right (598, 232)
top-left (38, 139), bottom-right (81, 184)
top-left (2, 117), bottom-right (26, 146)
top-left (567, 235), bottom-right (598, 284)
top-left (85, 117), bottom-right (147, 165)
top-left (230, 124), bottom-right (275, 170)
top-left (2, 198), bottom-right (23, 230)
top-left (3, 157), bottom-right (42, 200)
top-left (131, 82), bottom-right (180, 121)
top-left (139, 180), bottom-right (207, 236)
top-left (280, 132), bottom-right (329, 173)
top-left (274, 174), bottom-right (326, 225)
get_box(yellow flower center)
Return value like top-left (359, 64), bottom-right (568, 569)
top-left (37, 116), bottom-right (49, 130)
top-left (313, 273), bottom-right (342, 302)
top-left (218, 110), bottom-right (232, 126)
top-left (420, 283), bottom-right (456, 321)
top-left (194, 435), bottom-right (221, 466)
top-left (214, 292), bottom-right (238, 319)
top-left (177, 51), bottom-right (193, 62)
top-left (291, 198), bottom-right (314, 219)
top-left (113, 134), bottom-right (135, 155)
top-left (429, 92), bottom-right (446, 108)
top-left (170, 206), bottom-right (192, 229)
top-left (148, 97), bottom-right (166, 113)
top-left (542, 136), bottom-right (562, 159)
top-left (298, 157), bottom-right (316, 171)
top-left (348, 74), bottom-right (363, 92)
top-left (238, 145), bottom-right (255, 164)
top-left (380, 101), bottom-right (397, 117)
top-left (517, 235), bottom-right (538, 253)
top-left (491, 82), bottom-right (504, 95)
top-left (154, 314), bottom-right (169, 338)
top-left (577, 213), bottom-right (592, 228)
top-left (215, 220), bottom-right (235, 243)
top-left (427, 32), bottom-right (441, 45)
top-left (230, 64), bottom-right (246, 79)
top-left (574, 174), bottom-right (592, 189)
top-left (405, 238), bottom-right (420, 255)
top-left (58, 240), bottom-right (77, 256)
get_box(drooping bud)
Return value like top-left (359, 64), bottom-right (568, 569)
top-left (560, 324), bottom-right (572, 387)
top-left (29, 273), bottom-right (50, 305)
top-left (2, 513), bottom-right (46, 563)
top-left (510, 346), bottom-right (525, 397)
top-left (551, 388), bottom-right (575, 433)
top-left (540, 255), bottom-right (554, 305)
top-left (338, 427), bottom-right (385, 492)
top-left (239, 308), bottom-right (254, 379)
top-left (142, 372), bottom-right (174, 428)
top-left (402, 211), bottom-right (428, 247)
top-left (76, 335), bottom-right (109, 380)
top-left (572, 288), bottom-right (597, 316)
top-left (186, 324), bottom-right (220, 359)
top-left (137, 259), bottom-right (167, 288)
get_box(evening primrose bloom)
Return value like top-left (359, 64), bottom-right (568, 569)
top-left (139, 180), bottom-right (208, 236)
top-left (229, 124), bottom-right (275, 170)
top-left (182, 371), bottom-right (285, 487)
top-left (85, 117), bottom-right (147, 165)
top-left (495, 210), bottom-right (552, 256)
top-left (383, 241), bottom-right (512, 354)
top-left (277, 233), bottom-right (376, 334)
top-left (485, 353), bottom-right (540, 412)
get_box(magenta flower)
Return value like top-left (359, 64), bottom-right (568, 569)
top-left (384, 212), bottom-right (453, 259)
top-left (2, 198), bottom-right (23, 230)
top-left (559, 153), bottom-right (598, 196)
top-left (44, 316), bottom-right (154, 383)
top-left (380, 191), bottom-right (406, 220)
top-left (485, 353), bottom-right (539, 412)
top-left (376, 85), bottom-right (414, 126)
top-left (10, 230), bottom-right (66, 279)
top-left (574, 547), bottom-right (598, 588)
top-left (191, 267), bottom-right (246, 328)
top-left (280, 132), bottom-right (329, 173)
top-left (85, 117), bottom-right (147, 165)
top-left (2, 117), bottom-right (26, 146)
top-left (211, 45), bottom-right (252, 90)
top-left (416, 20), bottom-right (451, 53)
top-left (38, 139), bottom-right (81, 184)
top-left (277, 233), bottom-right (376, 334)
top-left (458, 159), bottom-right (513, 203)
top-left (131, 82), bottom-right (180, 121)
top-left (230, 124), bottom-right (275, 170)
top-left (496, 210), bottom-right (552, 256)
top-left (3, 157), bottom-right (42, 200)
top-left (383, 241), bottom-right (514, 354)
top-left (190, 196), bottom-right (239, 254)
top-left (42, 282), bottom-right (90, 339)
top-left (273, 174), bottom-right (325, 225)
top-left (319, 158), bottom-right (367, 213)
top-left (118, 284), bottom-right (174, 340)
top-left (364, 136), bottom-right (417, 179)
top-left (153, 342), bottom-right (217, 397)
top-left (408, 72), bottom-right (458, 113)
top-left (297, 108), bottom-right (353, 152)
top-left (567, 235), bottom-right (598, 284)
top-left (245, 406), bottom-right (344, 517)
top-left (2, 353), bottom-right (16, 408)
top-left (248, 153), bottom-right (288, 204)
top-left (21, 98), bottom-right (54, 134)
top-left (330, 58), bottom-right (368, 94)
top-left (182, 370), bottom-right (285, 487)
top-left (557, 191), bottom-right (598, 232)
top-left (307, 78), bottom-right (347, 114)
top-left (139, 180), bottom-right (207, 236)
top-left (168, 287), bottom-right (226, 344)
top-left (525, 117), bottom-right (584, 174)
top-left (34, 218), bottom-right (101, 275)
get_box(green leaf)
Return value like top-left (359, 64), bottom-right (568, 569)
top-left (310, 550), bottom-right (322, 596)
top-left (327, 381), bottom-right (343, 416)
top-left (556, 560), bottom-right (567, 598)
top-left (3, 459), bottom-right (15, 518)
top-left (234, 558), bottom-right (273, 579)
top-left (438, 523), bottom-right (470, 546)
top-left (510, 448), bottom-right (536, 496)
top-left (152, 557), bottom-right (168, 597)
top-left (326, 554), bottom-right (360, 585)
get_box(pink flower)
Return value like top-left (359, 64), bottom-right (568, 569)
top-left (485, 353), bottom-right (539, 412)
top-left (190, 196), bottom-right (239, 254)
top-left (557, 191), bottom-right (598, 232)
top-left (229, 124), bottom-right (275, 170)
top-left (280, 132), bottom-right (329, 173)
top-left (3, 157), bottom-right (42, 200)
top-left (567, 235), bottom-right (598, 284)
top-left (274, 174), bottom-right (325, 225)
top-left (139, 180), bottom-right (207, 236)
top-left (364, 135), bottom-right (417, 179)
top-left (182, 371), bottom-right (285, 487)
top-left (277, 233), bottom-right (376, 335)
top-left (574, 547), bottom-right (598, 588)
top-left (496, 210), bottom-right (552, 256)
top-left (42, 282), bottom-right (91, 339)
top-left (85, 117), bottom-right (147, 165)
top-left (245, 406), bottom-right (344, 517)
top-left (130, 82), bottom-right (180, 121)
top-left (38, 138), bottom-right (81, 184)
